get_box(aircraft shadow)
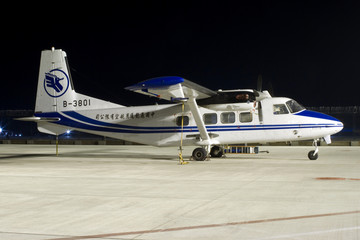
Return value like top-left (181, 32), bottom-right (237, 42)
top-left (0, 151), bottom-right (178, 162)
top-left (62, 152), bottom-right (178, 161)
top-left (0, 153), bottom-right (55, 160)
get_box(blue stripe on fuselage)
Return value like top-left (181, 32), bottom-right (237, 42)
top-left (35, 111), bottom-right (340, 134)
top-left (294, 110), bottom-right (341, 122)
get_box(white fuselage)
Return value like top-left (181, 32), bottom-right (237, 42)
top-left (35, 97), bottom-right (343, 147)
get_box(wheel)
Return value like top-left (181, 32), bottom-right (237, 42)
top-left (210, 146), bottom-right (223, 158)
top-left (308, 150), bottom-right (318, 160)
top-left (192, 148), bottom-right (207, 161)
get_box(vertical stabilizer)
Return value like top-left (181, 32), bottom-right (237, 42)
top-left (35, 48), bottom-right (122, 113)
top-left (35, 48), bottom-right (75, 113)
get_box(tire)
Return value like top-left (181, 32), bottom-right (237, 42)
top-left (192, 148), bottom-right (207, 161)
top-left (308, 150), bottom-right (318, 160)
top-left (210, 146), bottom-right (223, 158)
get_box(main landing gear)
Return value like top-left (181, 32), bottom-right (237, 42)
top-left (192, 146), bottom-right (224, 161)
top-left (192, 148), bottom-right (208, 161)
top-left (210, 146), bottom-right (224, 158)
top-left (308, 139), bottom-right (319, 160)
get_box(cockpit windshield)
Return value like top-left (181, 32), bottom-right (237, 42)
top-left (286, 99), bottom-right (305, 113)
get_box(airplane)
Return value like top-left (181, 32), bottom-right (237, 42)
top-left (18, 48), bottom-right (344, 161)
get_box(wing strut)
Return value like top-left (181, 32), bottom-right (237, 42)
top-left (187, 97), bottom-right (211, 145)
top-left (178, 101), bottom-right (189, 165)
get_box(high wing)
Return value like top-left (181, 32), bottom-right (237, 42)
top-left (125, 76), bottom-right (217, 101)
top-left (125, 76), bottom-right (219, 146)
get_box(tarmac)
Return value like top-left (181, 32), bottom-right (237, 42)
top-left (0, 144), bottom-right (360, 240)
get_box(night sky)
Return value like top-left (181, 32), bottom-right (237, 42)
top-left (2, 1), bottom-right (360, 110)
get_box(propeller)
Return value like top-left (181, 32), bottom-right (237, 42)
top-left (257, 74), bottom-right (263, 92)
top-left (267, 80), bottom-right (274, 96)
top-left (256, 73), bottom-right (274, 97)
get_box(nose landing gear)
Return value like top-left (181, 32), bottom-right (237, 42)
top-left (308, 139), bottom-right (319, 160)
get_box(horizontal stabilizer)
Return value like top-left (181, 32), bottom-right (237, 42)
top-left (15, 116), bottom-right (60, 122)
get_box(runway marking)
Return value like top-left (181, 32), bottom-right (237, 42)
top-left (316, 177), bottom-right (360, 181)
top-left (46, 210), bottom-right (360, 240)
top-left (316, 177), bottom-right (347, 180)
top-left (254, 226), bottom-right (360, 240)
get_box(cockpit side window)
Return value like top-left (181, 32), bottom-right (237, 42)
top-left (273, 104), bottom-right (289, 115)
top-left (286, 100), bottom-right (305, 113)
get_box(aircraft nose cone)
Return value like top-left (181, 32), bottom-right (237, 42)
top-left (321, 114), bottom-right (344, 135)
top-left (320, 113), bottom-right (344, 135)
top-left (295, 110), bottom-right (344, 134)
top-left (333, 118), bottom-right (344, 133)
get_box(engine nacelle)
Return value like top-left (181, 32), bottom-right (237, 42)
top-left (198, 89), bottom-right (270, 111)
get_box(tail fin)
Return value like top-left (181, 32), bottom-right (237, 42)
top-left (35, 48), bottom-right (122, 113)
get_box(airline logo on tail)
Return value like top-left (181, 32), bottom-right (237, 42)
top-left (43, 69), bottom-right (69, 97)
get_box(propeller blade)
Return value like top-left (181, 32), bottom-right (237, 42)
top-left (267, 81), bottom-right (274, 96)
top-left (257, 74), bottom-right (263, 91)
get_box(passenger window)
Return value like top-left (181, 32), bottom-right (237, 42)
top-left (240, 112), bottom-right (252, 123)
top-left (176, 116), bottom-right (189, 126)
top-left (203, 113), bottom-right (217, 125)
top-left (220, 112), bottom-right (235, 124)
top-left (273, 104), bottom-right (289, 115)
